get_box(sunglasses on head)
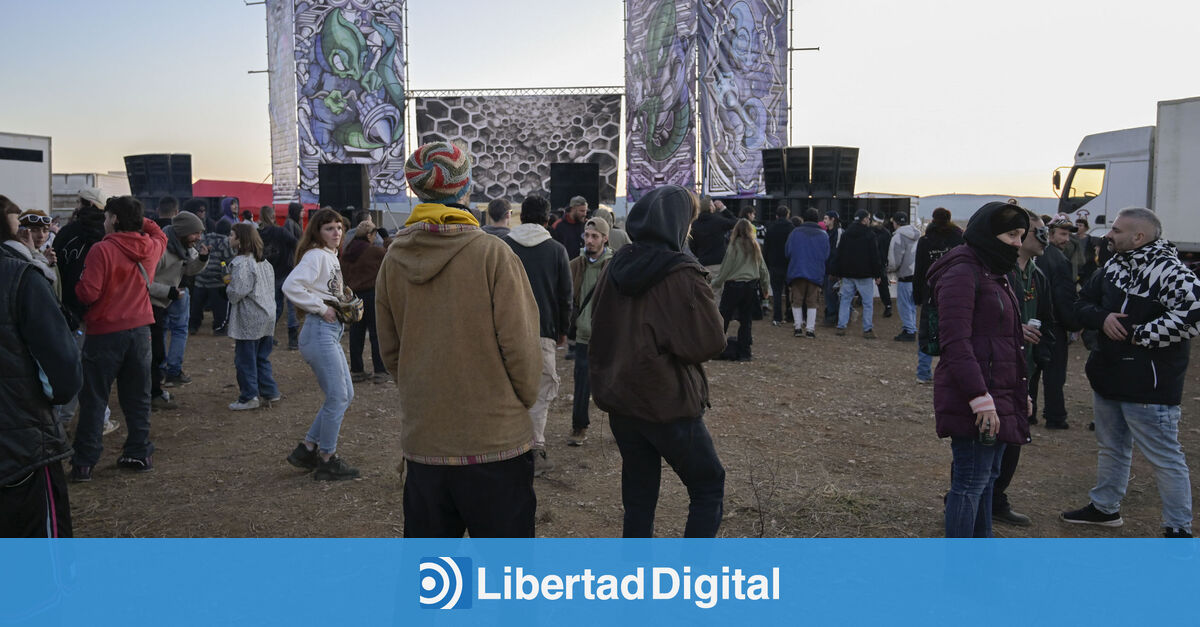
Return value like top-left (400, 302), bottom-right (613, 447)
top-left (20, 214), bottom-right (53, 225)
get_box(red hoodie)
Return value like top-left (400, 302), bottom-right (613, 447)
top-left (76, 218), bottom-right (167, 335)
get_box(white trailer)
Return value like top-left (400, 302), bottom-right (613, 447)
top-left (0, 132), bottom-right (52, 214)
top-left (1053, 96), bottom-right (1200, 251)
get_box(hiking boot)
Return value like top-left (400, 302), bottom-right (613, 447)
top-left (568, 428), bottom-right (588, 447)
top-left (351, 371), bottom-right (370, 383)
top-left (313, 455), bottom-right (360, 481)
top-left (993, 507), bottom-right (1032, 526)
top-left (863, 330), bottom-right (876, 339)
top-left (1164, 527), bottom-right (1194, 538)
top-left (103, 418), bottom-right (121, 436)
top-left (894, 331), bottom-right (916, 342)
top-left (287, 443), bottom-right (321, 471)
top-left (69, 465), bottom-right (93, 483)
top-left (117, 455), bottom-right (154, 473)
top-left (229, 397), bottom-right (260, 411)
top-left (371, 372), bottom-right (392, 384)
top-left (287, 327), bottom-right (299, 351)
top-left (835, 328), bottom-right (847, 336)
top-left (151, 392), bottom-right (177, 411)
top-left (532, 448), bottom-right (554, 477)
top-left (1061, 503), bottom-right (1123, 527)
top-left (805, 330), bottom-right (816, 339)
top-left (163, 372), bottom-right (191, 388)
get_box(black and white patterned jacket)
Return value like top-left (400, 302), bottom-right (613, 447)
top-left (1076, 239), bottom-right (1200, 405)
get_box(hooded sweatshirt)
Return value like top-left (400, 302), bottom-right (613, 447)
top-left (376, 202), bottom-right (541, 464)
top-left (76, 218), bottom-right (168, 335)
top-left (503, 223), bottom-right (572, 340)
top-left (589, 186), bottom-right (726, 422)
top-left (149, 211), bottom-right (207, 308)
top-left (54, 205), bottom-right (107, 321)
top-left (887, 223), bottom-right (922, 278)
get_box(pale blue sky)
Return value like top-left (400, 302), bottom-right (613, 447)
top-left (2, 0), bottom-right (1196, 197)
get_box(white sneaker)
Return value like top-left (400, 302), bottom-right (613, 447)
top-left (229, 397), bottom-right (261, 411)
top-left (103, 419), bottom-right (121, 435)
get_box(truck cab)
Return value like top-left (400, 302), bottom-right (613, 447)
top-left (1053, 126), bottom-right (1153, 226)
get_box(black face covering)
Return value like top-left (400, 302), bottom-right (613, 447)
top-left (963, 202), bottom-right (1029, 275)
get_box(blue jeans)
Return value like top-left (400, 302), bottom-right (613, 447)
top-left (234, 336), bottom-right (279, 402)
top-left (275, 276), bottom-right (298, 329)
top-left (823, 275), bottom-right (839, 321)
top-left (896, 281), bottom-right (916, 334)
top-left (299, 316), bottom-right (353, 455)
top-left (163, 289), bottom-right (190, 376)
top-left (1089, 393), bottom-right (1193, 532)
top-left (945, 437), bottom-right (1005, 537)
top-left (837, 277), bottom-right (875, 331)
top-left (609, 413), bottom-right (725, 537)
top-left (917, 350), bottom-right (933, 382)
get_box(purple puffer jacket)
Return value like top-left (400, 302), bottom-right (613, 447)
top-left (928, 246), bottom-right (1030, 445)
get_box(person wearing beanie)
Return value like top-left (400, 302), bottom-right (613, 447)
top-left (148, 211), bottom-right (209, 406)
top-left (376, 141), bottom-right (541, 536)
top-left (927, 201), bottom-right (1031, 537)
top-left (913, 207), bottom-right (964, 383)
top-left (589, 185), bottom-right (727, 537)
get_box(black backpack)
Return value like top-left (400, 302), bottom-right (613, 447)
top-left (922, 267), bottom-right (980, 356)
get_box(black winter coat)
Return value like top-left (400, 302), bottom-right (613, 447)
top-left (763, 218), bottom-right (794, 268)
top-left (503, 234), bottom-right (573, 340)
top-left (690, 209), bottom-right (738, 266)
top-left (914, 225), bottom-right (964, 304)
top-left (1038, 244), bottom-right (1081, 331)
top-left (0, 253), bottom-right (83, 485)
top-left (833, 222), bottom-right (882, 279)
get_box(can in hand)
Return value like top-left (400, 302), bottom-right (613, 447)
top-left (1027, 318), bottom-right (1042, 330)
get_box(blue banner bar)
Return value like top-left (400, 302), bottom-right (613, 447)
top-left (2, 539), bottom-right (1196, 626)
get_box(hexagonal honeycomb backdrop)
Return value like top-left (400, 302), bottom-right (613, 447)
top-left (415, 95), bottom-right (621, 203)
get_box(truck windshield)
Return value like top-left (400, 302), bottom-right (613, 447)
top-left (1061, 164), bottom-right (1105, 213)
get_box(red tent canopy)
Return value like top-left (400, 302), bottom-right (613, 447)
top-left (190, 179), bottom-right (316, 224)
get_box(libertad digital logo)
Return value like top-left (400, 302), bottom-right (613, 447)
top-left (418, 556), bottom-right (473, 610)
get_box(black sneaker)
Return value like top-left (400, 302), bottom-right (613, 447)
top-left (1164, 527), bottom-right (1193, 538)
top-left (163, 372), bottom-right (192, 388)
top-left (993, 507), bottom-right (1032, 526)
top-left (794, 328), bottom-right (803, 337)
top-left (805, 330), bottom-right (816, 339)
top-left (286, 442), bottom-right (320, 471)
top-left (69, 465), bottom-right (93, 483)
top-left (116, 455), bottom-right (154, 473)
top-left (1061, 503), bottom-right (1123, 527)
top-left (313, 455), bottom-right (360, 481)
top-left (883, 306), bottom-right (893, 318)
top-left (894, 331), bottom-right (916, 342)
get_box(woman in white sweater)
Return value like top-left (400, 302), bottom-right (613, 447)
top-left (281, 208), bottom-right (359, 481)
top-left (226, 223), bottom-right (279, 411)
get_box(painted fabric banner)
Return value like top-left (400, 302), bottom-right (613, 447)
top-left (698, 0), bottom-right (788, 197)
top-left (415, 95), bottom-right (621, 203)
top-left (266, 0), bottom-right (299, 204)
top-left (294, 0), bottom-right (407, 203)
top-left (625, 0), bottom-right (696, 201)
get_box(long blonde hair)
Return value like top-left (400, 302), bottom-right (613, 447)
top-left (729, 218), bottom-right (761, 259)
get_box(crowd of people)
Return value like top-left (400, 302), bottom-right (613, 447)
top-left (2, 141), bottom-right (1197, 540)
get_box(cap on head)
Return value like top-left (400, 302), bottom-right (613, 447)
top-left (824, 210), bottom-right (839, 219)
top-left (853, 209), bottom-right (870, 221)
top-left (585, 217), bottom-right (610, 237)
top-left (79, 186), bottom-right (106, 210)
top-left (405, 141), bottom-right (473, 204)
top-left (892, 213), bottom-right (908, 226)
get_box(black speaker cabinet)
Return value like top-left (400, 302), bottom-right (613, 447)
top-left (318, 163), bottom-right (370, 213)
top-left (549, 163), bottom-right (600, 212)
top-left (760, 148), bottom-right (786, 197)
top-left (835, 147), bottom-right (859, 198)
top-left (124, 154), bottom-right (193, 200)
top-left (785, 147), bottom-right (811, 198)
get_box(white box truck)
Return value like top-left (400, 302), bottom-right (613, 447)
top-left (1053, 96), bottom-right (1200, 251)
top-left (0, 132), bottom-right (52, 214)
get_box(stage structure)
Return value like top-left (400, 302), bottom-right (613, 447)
top-left (292, 0), bottom-right (408, 204)
top-left (698, 0), bottom-right (789, 197)
top-left (414, 92), bottom-right (621, 204)
top-left (624, 0), bottom-right (697, 202)
top-left (266, 0), bottom-right (300, 204)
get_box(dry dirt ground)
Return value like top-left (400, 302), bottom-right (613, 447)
top-left (69, 309), bottom-right (1200, 538)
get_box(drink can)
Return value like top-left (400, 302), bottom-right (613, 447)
top-left (1028, 318), bottom-right (1041, 330)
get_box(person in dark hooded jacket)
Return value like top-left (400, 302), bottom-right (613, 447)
top-left (914, 207), bottom-right (964, 382)
top-left (927, 201), bottom-right (1031, 537)
top-left (589, 185), bottom-right (727, 538)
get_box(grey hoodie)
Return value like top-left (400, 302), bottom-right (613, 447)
top-left (888, 224), bottom-right (922, 278)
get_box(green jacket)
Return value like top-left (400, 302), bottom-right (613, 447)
top-left (711, 243), bottom-right (769, 294)
top-left (569, 247), bottom-right (614, 344)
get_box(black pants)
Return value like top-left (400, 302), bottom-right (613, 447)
top-left (189, 286), bottom-right (228, 332)
top-left (1035, 324), bottom-right (1070, 425)
top-left (719, 281), bottom-right (757, 359)
top-left (150, 306), bottom-right (166, 397)
top-left (878, 272), bottom-right (892, 309)
top-left (0, 462), bottom-right (72, 538)
top-left (403, 452), bottom-right (536, 538)
top-left (609, 413), bottom-right (725, 538)
top-left (72, 327), bottom-right (154, 467)
top-left (768, 265), bottom-right (790, 323)
top-left (572, 343), bottom-right (591, 431)
top-left (348, 289), bottom-right (386, 374)
top-left (991, 444), bottom-right (1022, 512)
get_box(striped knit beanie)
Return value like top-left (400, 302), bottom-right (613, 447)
top-left (405, 141), bottom-right (473, 204)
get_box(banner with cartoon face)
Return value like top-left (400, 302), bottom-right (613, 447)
top-left (698, 0), bottom-right (788, 197)
top-left (294, 0), bottom-right (407, 203)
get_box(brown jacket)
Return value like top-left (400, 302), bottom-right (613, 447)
top-left (340, 238), bottom-right (385, 292)
top-left (376, 221), bottom-right (541, 464)
top-left (589, 260), bottom-right (725, 422)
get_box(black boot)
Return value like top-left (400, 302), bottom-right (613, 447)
top-left (287, 326), bottom-right (299, 351)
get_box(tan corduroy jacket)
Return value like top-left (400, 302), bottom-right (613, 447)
top-left (376, 222), bottom-right (541, 464)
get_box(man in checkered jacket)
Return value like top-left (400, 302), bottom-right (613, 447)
top-left (1062, 208), bottom-right (1199, 537)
